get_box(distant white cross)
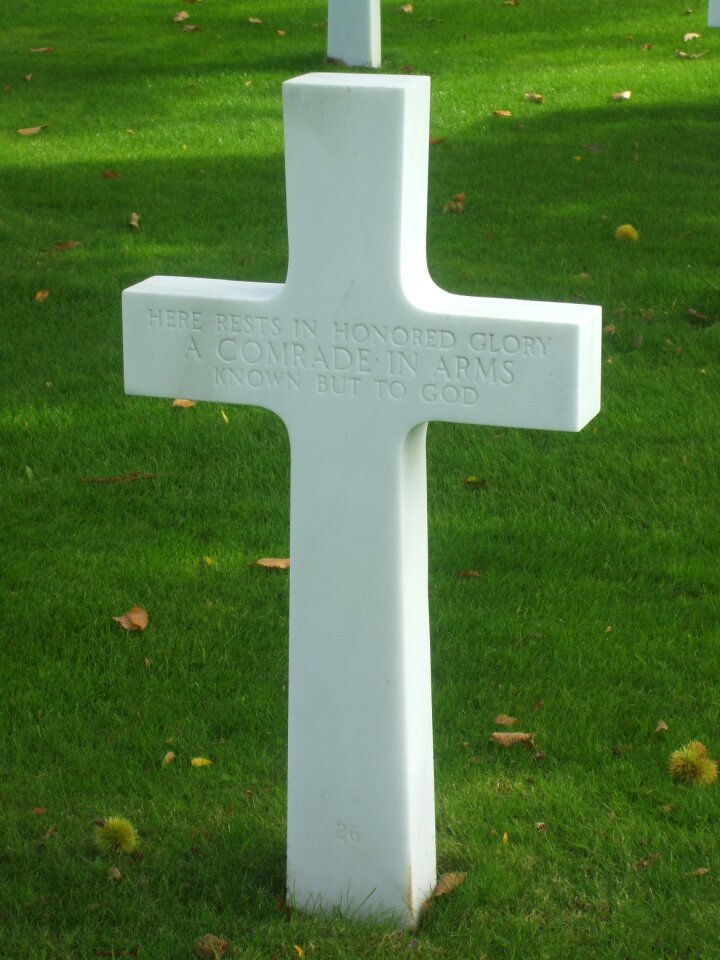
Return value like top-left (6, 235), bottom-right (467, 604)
top-left (122, 73), bottom-right (601, 927)
top-left (327, 0), bottom-right (380, 67)
top-left (710, 0), bottom-right (720, 27)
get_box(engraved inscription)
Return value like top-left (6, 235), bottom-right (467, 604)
top-left (335, 822), bottom-right (361, 842)
top-left (147, 305), bottom-right (554, 406)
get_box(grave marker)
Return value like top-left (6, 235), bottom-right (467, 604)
top-left (122, 73), bottom-right (602, 927)
top-left (327, 0), bottom-right (380, 67)
top-left (710, 0), bottom-right (719, 27)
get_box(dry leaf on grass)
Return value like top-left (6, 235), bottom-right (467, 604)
top-left (173, 10), bottom-right (190, 21)
top-left (193, 934), bottom-right (228, 958)
top-left (675, 49), bottom-right (707, 59)
top-left (102, 168), bottom-right (121, 180)
top-left (252, 557), bottom-right (290, 570)
top-left (129, 212), bottom-right (141, 229)
top-left (172, 398), bottom-right (196, 408)
top-left (492, 109), bottom-right (512, 118)
top-left (248, 17), bottom-right (262, 24)
top-left (29, 47), bottom-right (54, 53)
top-left (491, 731), bottom-right (535, 748)
top-left (524, 92), bottom-right (544, 103)
top-left (396, 3), bottom-right (413, 11)
top-left (162, 751), bottom-right (176, 766)
top-left (689, 866), bottom-right (710, 876)
top-left (113, 606), bottom-right (148, 631)
top-left (615, 223), bottom-right (639, 241)
top-left (463, 476), bottom-right (488, 489)
top-left (443, 193), bottom-right (465, 214)
top-left (35, 290), bottom-right (49, 303)
top-left (182, 24), bottom-right (201, 32)
top-left (54, 240), bottom-right (81, 250)
top-left (635, 852), bottom-right (660, 869)
top-left (432, 871), bottom-right (467, 898)
top-left (18, 125), bottom-right (48, 135)
top-left (191, 757), bottom-right (213, 767)
top-left (611, 90), bottom-right (632, 101)
top-left (655, 720), bottom-right (669, 733)
top-left (494, 714), bottom-right (517, 727)
top-left (455, 570), bottom-right (482, 578)
top-left (683, 32), bottom-right (701, 41)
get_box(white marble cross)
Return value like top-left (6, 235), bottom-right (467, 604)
top-left (710, 0), bottom-right (720, 27)
top-left (327, 0), bottom-right (380, 67)
top-left (122, 73), bottom-right (601, 927)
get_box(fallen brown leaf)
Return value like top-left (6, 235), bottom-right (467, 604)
top-left (102, 168), bottom-right (121, 180)
top-left (634, 852), bottom-right (660, 870)
top-left (463, 476), bottom-right (488, 489)
top-left (32, 807), bottom-right (49, 816)
top-left (29, 47), bottom-right (54, 53)
top-left (53, 240), bottom-right (81, 250)
top-left (162, 751), bottom-right (176, 766)
top-left (611, 90), bottom-right (632, 101)
top-left (276, 29), bottom-right (287, 36)
top-left (494, 714), bottom-right (517, 727)
top-left (396, 2), bottom-right (413, 11)
top-left (24, 73), bottom-right (32, 81)
top-left (443, 193), bottom-right (466, 215)
top-left (108, 866), bottom-right (122, 880)
top-left (524, 92), bottom-right (544, 103)
top-left (113, 606), bottom-right (149, 631)
top-left (683, 32), bottom-right (701, 41)
top-left (173, 10), bottom-right (190, 21)
top-left (432, 871), bottom-right (467, 898)
top-left (455, 570), bottom-right (482, 578)
top-left (182, 24), bottom-right (201, 31)
top-left (193, 934), bottom-right (228, 959)
top-left (17, 125), bottom-right (48, 136)
top-left (172, 398), bottom-right (197, 408)
top-left (252, 557), bottom-right (290, 570)
top-left (689, 866), bottom-right (710, 876)
top-left (675, 48), bottom-right (707, 58)
top-left (655, 720), bottom-right (669, 733)
top-left (491, 731), bottom-right (535, 749)
top-left (248, 16), bottom-right (262, 24)
top-left (34, 290), bottom-right (49, 303)
top-left (492, 109), bottom-right (512, 118)
top-left (129, 212), bottom-right (140, 229)
top-left (429, 135), bottom-right (446, 145)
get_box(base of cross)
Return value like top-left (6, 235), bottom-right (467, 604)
top-left (122, 71), bottom-right (601, 929)
top-left (710, 0), bottom-right (720, 27)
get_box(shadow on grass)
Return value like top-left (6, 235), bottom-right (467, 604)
top-left (2, 98), bottom-right (718, 316)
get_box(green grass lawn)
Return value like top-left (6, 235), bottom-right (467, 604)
top-left (2, 1), bottom-right (720, 957)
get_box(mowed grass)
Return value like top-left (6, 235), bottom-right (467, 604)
top-left (2, 1), bottom-right (720, 957)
